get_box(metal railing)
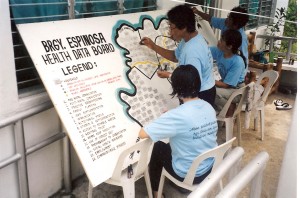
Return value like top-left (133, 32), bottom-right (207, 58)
top-left (215, 151), bottom-right (269, 197)
top-left (256, 34), bottom-right (297, 61)
top-left (188, 147), bottom-right (245, 198)
top-left (0, 102), bottom-right (71, 198)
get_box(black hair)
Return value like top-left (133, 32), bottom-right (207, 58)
top-left (167, 5), bottom-right (196, 33)
top-left (229, 6), bottom-right (249, 29)
top-left (170, 65), bottom-right (200, 98)
top-left (221, 29), bottom-right (246, 68)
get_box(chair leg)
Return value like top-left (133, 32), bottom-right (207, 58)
top-left (122, 180), bottom-right (135, 198)
top-left (88, 182), bottom-right (93, 198)
top-left (254, 110), bottom-right (259, 131)
top-left (144, 170), bottom-right (153, 198)
top-left (157, 170), bottom-right (166, 198)
top-left (260, 109), bottom-right (265, 141)
top-left (236, 114), bottom-right (241, 146)
top-left (218, 180), bottom-right (223, 192)
top-left (225, 119), bottom-right (233, 141)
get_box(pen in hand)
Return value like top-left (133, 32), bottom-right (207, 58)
top-left (139, 38), bottom-right (145, 45)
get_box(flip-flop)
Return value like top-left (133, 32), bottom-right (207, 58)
top-left (276, 103), bottom-right (292, 110)
top-left (274, 99), bottom-right (283, 106)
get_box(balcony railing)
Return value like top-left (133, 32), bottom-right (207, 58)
top-left (256, 34), bottom-right (297, 61)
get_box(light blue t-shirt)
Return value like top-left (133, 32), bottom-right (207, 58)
top-left (144, 99), bottom-right (218, 178)
top-left (211, 17), bottom-right (248, 77)
top-left (210, 47), bottom-right (245, 86)
top-left (175, 34), bottom-right (215, 92)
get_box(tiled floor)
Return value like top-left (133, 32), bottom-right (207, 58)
top-left (56, 91), bottom-right (296, 198)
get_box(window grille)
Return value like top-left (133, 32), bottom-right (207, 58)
top-left (9, 0), bottom-right (157, 96)
top-left (239, 0), bottom-right (274, 29)
top-left (186, 0), bottom-right (212, 13)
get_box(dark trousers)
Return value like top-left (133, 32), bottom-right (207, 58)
top-left (179, 86), bottom-right (216, 106)
top-left (149, 141), bottom-right (212, 191)
top-left (198, 85), bottom-right (216, 107)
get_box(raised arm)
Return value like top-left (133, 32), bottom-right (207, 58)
top-left (140, 37), bottom-right (178, 63)
top-left (192, 7), bottom-right (212, 22)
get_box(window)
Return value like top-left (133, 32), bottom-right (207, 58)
top-left (9, 0), bottom-right (157, 96)
top-left (239, 0), bottom-right (275, 29)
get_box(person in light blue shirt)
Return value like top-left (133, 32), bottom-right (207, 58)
top-left (193, 6), bottom-right (249, 78)
top-left (139, 65), bottom-right (218, 198)
top-left (141, 5), bottom-right (216, 106)
top-left (175, 34), bottom-right (215, 94)
top-left (210, 29), bottom-right (246, 114)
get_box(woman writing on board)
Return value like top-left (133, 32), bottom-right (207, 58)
top-left (140, 5), bottom-right (216, 106)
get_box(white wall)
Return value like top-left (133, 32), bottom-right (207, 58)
top-left (0, 126), bottom-right (19, 197)
top-left (276, 98), bottom-right (297, 198)
top-left (0, 0), bottom-right (18, 116)
top-left (23, 109), bottom-right (62, 197)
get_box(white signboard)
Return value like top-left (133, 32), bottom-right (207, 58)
top-left (17, 7), bottom-right (216, 187)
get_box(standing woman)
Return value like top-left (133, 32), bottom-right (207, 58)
top-left (193, 6), bottom-right (249, 76)
top-left (210, 29), bottom-right (246, 115)
top-left (140, 5), bottom-right (216, 106)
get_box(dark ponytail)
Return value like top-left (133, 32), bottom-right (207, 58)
top-left (238, 49), bottom-right (247, 68)
top-left (221, 29), bottom-right (246, 68)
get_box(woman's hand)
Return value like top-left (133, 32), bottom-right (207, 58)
top-left (157, 70), bottom-right (171, 78)
top-left (140, 37), bottom-right (156, 50)
top-left (192, 7), bottom-right (200, 15)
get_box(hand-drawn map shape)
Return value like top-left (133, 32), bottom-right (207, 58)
top-left (115, 17), bottom-right (177, 79)
top-left (114, 17), bottom-right (179, 127)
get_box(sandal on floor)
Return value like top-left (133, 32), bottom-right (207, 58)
top-left (274, 99), bottom-right (283, 106)
top-left (276, 103), bottom-right (292, 110)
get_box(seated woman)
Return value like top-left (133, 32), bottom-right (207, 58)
top-left (210, 29), bottom-right (246, 116)
top-left (139, 65), bottom-right (218, 198)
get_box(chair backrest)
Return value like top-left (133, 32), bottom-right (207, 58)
top-left (183, 137), bottom-right (236, 185)
top-left (110, 138), bottom-right (153, 181)
top-left (218, 85), bottom-right (249, 119)
top-left (255, 70), bottom-right (279, 104)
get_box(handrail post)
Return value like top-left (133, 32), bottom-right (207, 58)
top-left (286, 39), bottom-right (293, 61)
top-left (62, 123), bottom-right (72, 194)
top-left (68, 0), bottom-right (75, 19)
top-left (117, 0), bottom-right (124, 14)
top-left (14, 120), bottom-right (29, 198)
top-left (269, 38), bottom-right (274, 52)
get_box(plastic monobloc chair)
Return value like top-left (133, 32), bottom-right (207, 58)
top-left (157, 137), bottom-right (236, 198)
top-left (88, 138), bottom-right (153, 198)
top-left (217, 85), bottom-right (249, 146)
top-left (252, 70), bottom-right (279, 140)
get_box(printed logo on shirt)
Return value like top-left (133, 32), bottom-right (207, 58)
top-left (191, 121), bottom-right (217, 139)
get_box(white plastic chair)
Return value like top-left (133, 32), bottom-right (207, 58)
top-left (157, 137), bottom-right (236, 198)
top-left (251, 70), bottom-right (279, 140)
top-left (217, 85), bottom-right (249, 146)
top-left (188, 146), bottom-right (244, 198)
top-left (88, 138), bottom-right (153, 198)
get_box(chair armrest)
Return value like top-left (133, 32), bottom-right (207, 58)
top-left (249, 60), bottom-right (273, 71)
